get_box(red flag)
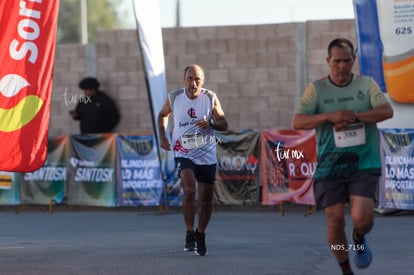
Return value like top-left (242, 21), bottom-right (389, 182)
top-left (0, 1), bottom-right (59, 171)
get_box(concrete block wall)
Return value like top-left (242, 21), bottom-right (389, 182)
top-left (51, 44), bottom-right (87, 136)
top-left (306, 20), bottom-right (359, 81)
top-left (49, 19), bottom-right (357, 137)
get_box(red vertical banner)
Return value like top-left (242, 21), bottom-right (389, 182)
top-left (0, 1), bottom-right (59, 171)
top-left (261, 129), bottom-right (316, 205)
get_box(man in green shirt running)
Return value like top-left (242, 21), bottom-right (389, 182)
top-left (293, 38), bottom-right (393, 275)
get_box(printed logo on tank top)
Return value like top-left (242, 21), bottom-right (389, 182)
top-left (178, 108), bottom-right (202, 129)
top-left (187, 107), bottom-right (197, 119)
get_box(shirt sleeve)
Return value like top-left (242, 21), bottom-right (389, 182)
top-left (369, 78), bottom-right (390, 108)
top-left (295, 83), bottom-right (318, 115)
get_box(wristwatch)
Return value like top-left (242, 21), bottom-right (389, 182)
top-left (209, 117), bottom-right (215, 127)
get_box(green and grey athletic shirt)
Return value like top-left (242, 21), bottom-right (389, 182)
top-left (295, 74), bottom-right (390, 181)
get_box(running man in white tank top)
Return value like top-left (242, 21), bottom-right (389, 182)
top-left (158, 64), bottom-right (228, 256)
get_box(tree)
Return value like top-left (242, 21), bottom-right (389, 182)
top-left (57, 0), bottom-right (125, 44)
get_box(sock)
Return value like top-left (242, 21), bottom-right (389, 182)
top-left (339, 259), bottom-right (353, 275)
top-left (352, 229), bottom-right (364, 246)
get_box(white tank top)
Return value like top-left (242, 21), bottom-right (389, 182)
top-left (169, 88), bottom-right (217, 165)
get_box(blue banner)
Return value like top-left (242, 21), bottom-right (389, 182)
top-left (354, 0), bottom-right (414, 103)
top-left (116, 134), bottom-right (164, 206)
top-left (353, 0), bottom-right (386, 91)
top-left (379, 129), bottom-right (414, 210)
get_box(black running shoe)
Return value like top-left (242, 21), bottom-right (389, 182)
top-left (194, 229), bottom-right (208, 256)
top-left (184, 230), bottom-right (195, 252)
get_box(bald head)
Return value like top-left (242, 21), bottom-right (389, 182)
top-left (184, 64), bottom-right (204, 78)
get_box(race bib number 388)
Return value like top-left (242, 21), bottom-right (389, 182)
top-left (333, 122), bottom-right (366, 148)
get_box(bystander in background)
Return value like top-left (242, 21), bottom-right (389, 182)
top-left (69, 77), bottom-right (120, 134)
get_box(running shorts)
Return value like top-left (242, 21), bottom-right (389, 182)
top-left (175, 157), bottom-right (216, 184)
top-left (313, 173), bottom-right (379, 210)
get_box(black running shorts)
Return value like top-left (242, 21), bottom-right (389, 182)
top-left (313, 173), bottom-right (379, 210)
top-left (175, 157), bottom-right (216, 184)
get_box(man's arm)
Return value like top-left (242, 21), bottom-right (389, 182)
top-left (292, 83), bottom-right (359, 130)
top-left (352, 79), bottom-right (394, 124)
top-left (357, 103), bottom-right (393, 123)
top-left (157, 98), bottom-right (172, 151)
top-left (69, 103), bottom-right (81, 121)
top-left (211, 96), bottom-right (228, 131)
top-left (292, 83), bottom-right (324, 130)
top-left (293, 113), bottom-right (329, 130)
top-left (106, 96), bottom-right (120, 131)
top-left (293, 110), bottom-right (357, 130)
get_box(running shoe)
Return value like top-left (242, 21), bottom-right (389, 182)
top-left (194, 229), bottom-right (208, 256)
top-left (184, 230), bottom-right (195, 252)
top-left (354, 238), bottom-right (372, 269)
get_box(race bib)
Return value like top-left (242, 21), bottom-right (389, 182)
top-left (333, 122), bottom-right (366, 148)
top-left (181, 133), bottom-right (203, 150)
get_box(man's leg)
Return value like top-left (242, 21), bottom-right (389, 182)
top-left (181, 168), bottom-right (197, 231)
top-left (181, 168), bottom-right (197, 252)
top-left (324, 203), bottom-right (353, 274)
top-left (350, 195), bottom-right (374, 269)
top-left (350, 195), bottom-right (374, 238)
top-left (197, 181), bottom-right (214, 233)
top-left (324, 203), bottom-right (348, 262)
top-left (194, 181), bottom-right (214, 256)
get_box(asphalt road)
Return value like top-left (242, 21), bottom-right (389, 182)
top-left (0, 206), bottom-right (413, 275)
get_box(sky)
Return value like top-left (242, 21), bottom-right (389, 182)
top-left (119, 0), bottom-right (355, 28)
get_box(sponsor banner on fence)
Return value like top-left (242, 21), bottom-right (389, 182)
top-left (0, 172), bottom-right (20, 205)
top-left (0, 1), bottom-right (59, 171)
top-left (159, 145), bottom-right (182, 207)
top-left (67, 134), bottom-right (116, 207)
top-left (116, 134), bottom-right (164, 206)
top-left (354, 0), bottom-right (414, 103)
top-left (215, 130), bottom-right (260, 205)
top-left (261, 130), bottom-right (316, 205)
top-left (19, 136), bottom-right (68, 205)
top-left (379, 129), bottom-right (414, 210)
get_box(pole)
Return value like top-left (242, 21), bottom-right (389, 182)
top-left (80, 0), bottom-right (88, 44)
